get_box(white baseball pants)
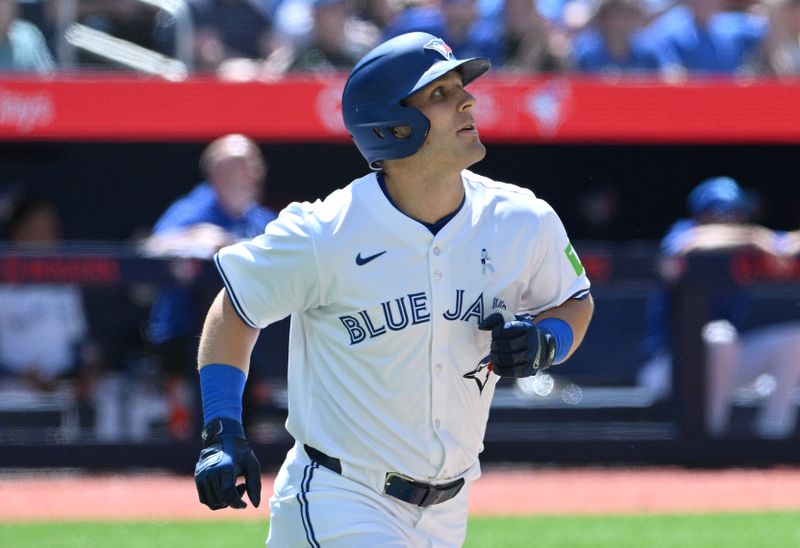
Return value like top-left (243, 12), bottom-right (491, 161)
top-left (266, 443), bottom-right (471, 548)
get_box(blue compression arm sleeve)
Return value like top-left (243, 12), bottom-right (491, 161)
top-left (199, 364), bottom-right (247, 423)
top-left (537, 318), bottom-right (574, 364)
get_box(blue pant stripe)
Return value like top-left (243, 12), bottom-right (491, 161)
top-left (296, 462), bottom-right (320, 548)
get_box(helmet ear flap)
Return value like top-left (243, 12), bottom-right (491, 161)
top-left (347, 104), bottom-right (430, 170)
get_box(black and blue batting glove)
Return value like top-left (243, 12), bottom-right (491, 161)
top-left (478, 312), bottom-right (556, 377)
top-left (194, 417), bottom-right (261, 510)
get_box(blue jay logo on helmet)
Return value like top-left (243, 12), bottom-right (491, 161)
top-left (424, 38), bottom-right (453, 61)
top-left (341, 32), bottom-right (491, 170)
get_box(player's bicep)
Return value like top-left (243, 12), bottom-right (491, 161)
top-left (214, 206), bottom-right (321, 327)
top-left (523, 204), bottom-right (591, 314)
top-left (198, 289), bottom-right (260, 371)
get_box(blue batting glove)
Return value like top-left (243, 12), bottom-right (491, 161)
top-left (478, 312), bottom-right (556, 377)
top-left (195, 418), bottom-right (261, 510)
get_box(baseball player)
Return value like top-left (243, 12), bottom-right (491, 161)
top-left (193, 32), bottom-right (594, 546)
top-left (639, 176), bottom-right (800, 438)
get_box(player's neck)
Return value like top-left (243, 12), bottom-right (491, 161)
top-left (381, 169), bottom-right (464, 225)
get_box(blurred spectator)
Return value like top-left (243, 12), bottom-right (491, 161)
top-left (752, 0), bottom-right (800, 76)
top-left (188, 0), bottom-right (284, 73)
top-left (355, 0), bottom-right (403, 30)
top-left (383, 0), bottom-right (570, 72)
top-left (537, 0), bottom-right (596, 31)
top-left (382, 0), bottom-right (444, 38)
top-left (493, 0), bottom-right (572, 72)
top-left (638, 176), bottom-right (800, 438)
top-left (441, 0), bottom-right (484, 52)
top-left (573, 0), bottom-right (660, 74)
top-left (0, 194), bottom-right (93, 389)
top-left (0, 193), bottom-right (115, 435)
top-left (0, 0), bottom-right (55, 73)
top-left (287, 0), bottom-right (379, 72)
top-left (382, 0), bottom-right (498, 61)
top-left (646, 0), bottom-right (767, 79)
top-left (142, 134), bottom-right (277, 439)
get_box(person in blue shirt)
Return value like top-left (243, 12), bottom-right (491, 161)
top-left (646, 0), bottom-right (767, 79)
top-left (489, 0), bottom-right (572, 72)
top-left (144, 134), bottom-right (277, 439)
top-left (188, 0), bottom-right (278, 72)
top-left (638, 177), bottom-right (800, 439)
top-left (573, 0), bottom-right (660, 74)
top-left (386, 0), bottom-right (571, 72)
top-left (382, 0), bottom-right (500, 63)
top-left (149, 136), bottom-right (276, 250)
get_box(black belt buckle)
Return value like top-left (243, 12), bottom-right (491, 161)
top-left (384, 472), bottom-right (465, 507)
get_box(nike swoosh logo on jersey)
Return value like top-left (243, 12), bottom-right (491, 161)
top-left (355, 250), bottom-right (387, 265)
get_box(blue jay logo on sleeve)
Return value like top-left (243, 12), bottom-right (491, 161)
top-left (480, 248), bottom-right (494, 275)
top-left (424, 38), bottom-right (453, 60)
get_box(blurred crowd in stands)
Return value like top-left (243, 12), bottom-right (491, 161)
top-left (1, 0), bottom-right (799, 78)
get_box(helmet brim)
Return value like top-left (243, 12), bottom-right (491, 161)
top-left (408, 57), bottom-right (491, 99)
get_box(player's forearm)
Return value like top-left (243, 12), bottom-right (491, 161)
top-left (197, 289), bottom-right (260, 374)
top-left (534, 294), bottom-right (594, 362)
top-left (677, 224), bottom-right (779, 255)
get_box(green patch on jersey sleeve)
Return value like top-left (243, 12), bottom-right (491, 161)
top-left (564, 242), bottom-right (584, 276)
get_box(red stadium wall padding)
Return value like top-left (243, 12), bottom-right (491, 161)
top-left (0, 74), bottom-right (798, 143)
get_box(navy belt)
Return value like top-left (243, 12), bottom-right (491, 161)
top-left (303, 444), bottom-right (465, 507)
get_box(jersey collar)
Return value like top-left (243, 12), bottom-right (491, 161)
top-left (375, 172), bottom-right (465, 236)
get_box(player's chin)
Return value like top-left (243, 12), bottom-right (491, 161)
top-left (465, 141), bottom-right (487, 165)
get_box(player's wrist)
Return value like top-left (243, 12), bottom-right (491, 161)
top-left (199, 363), bottom-right (247, 424)
top-left (536, 318), bottom-right (574, 365)
top-left (200, 417), bottom-right (246, 447)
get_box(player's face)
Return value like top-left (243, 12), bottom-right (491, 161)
top-left (403, 70), bottom-right (486, 170)
top-left (210, 156), bottom-right (263, 216)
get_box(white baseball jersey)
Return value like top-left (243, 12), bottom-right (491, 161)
top-left (0, 285), bottom-right (88, 378)
top-left (215, 169), bottom-right (590, 488)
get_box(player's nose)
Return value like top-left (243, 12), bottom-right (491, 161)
top-left (459, 88), bottom-right (476, 111)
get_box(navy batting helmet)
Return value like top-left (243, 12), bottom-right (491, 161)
top-left (342, 32), bottom-right (491, 170)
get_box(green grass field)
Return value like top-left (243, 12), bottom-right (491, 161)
top-left (2, 513), bottom-right (800, 547)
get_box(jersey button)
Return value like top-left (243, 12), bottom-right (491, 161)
top-left (434, 419), bottom-right (441, 428)
top-left (434, 364), bottom-right (442, 374)
top-left (433, 271), bottom-right (442, 280)
top-left (432, 247), bottom-right (441, 256)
